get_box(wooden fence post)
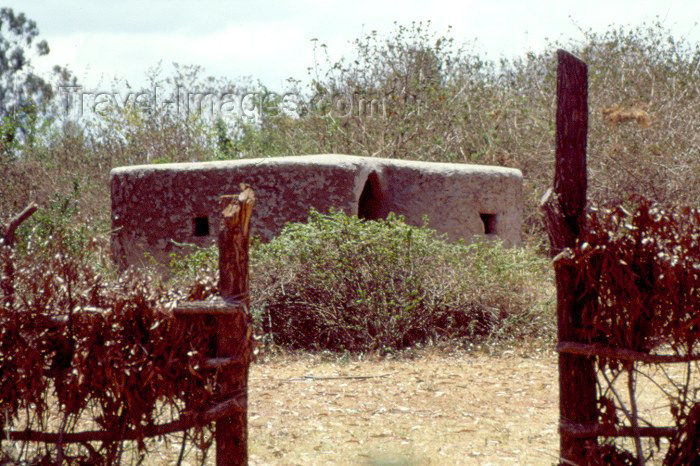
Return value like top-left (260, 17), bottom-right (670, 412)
top-left (541, 50), bottom-right (597, 464)
top-left (216, 186), bottom-right (254, 465)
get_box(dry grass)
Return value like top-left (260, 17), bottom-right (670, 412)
top-left (190, 350), bottom-right (690, 465)
top-left (245, 348), bottom-right (559, 465)
top-left (85, 347), bottom-right (560, 465)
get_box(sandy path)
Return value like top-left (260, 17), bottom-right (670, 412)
top-left (247, 350), bottom-right (560, 465)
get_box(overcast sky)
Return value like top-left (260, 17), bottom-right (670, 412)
top-left (5, 0), bottom-right (700, 91)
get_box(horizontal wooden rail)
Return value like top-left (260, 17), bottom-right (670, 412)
top-left (0, 298), bottom-right (245, 328)
top-left (1, 394), bottom-right (245, 444)
top-left (171, 297), bottom-right (245, 316)
top-left (560, 422), bottom-right (676, 439)
top-left (0, 307), bottom-right (109, 328)
top-left (202, 355), bottom-right (247, 370)
top-left (558, 341), bottom-right (700, 364)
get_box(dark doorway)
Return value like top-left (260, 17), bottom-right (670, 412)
top-left (358, 171), bottom-right (384, 220)
top-left (479, 213), bottom-right (498, 235)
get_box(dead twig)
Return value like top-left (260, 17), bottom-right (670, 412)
top-left (284, 373), bottom-right (394, 382)
top-left (2, 202), bottom-right (38, 247)
top-left (1, 202), bottom-right (38, 308)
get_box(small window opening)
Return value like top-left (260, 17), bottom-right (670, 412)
top-left (358, 171), bottom-right (384, 220)
top-left (193, 216), bottom-right (210, 237)
top-left (480, 213), bottom-right (498, 235)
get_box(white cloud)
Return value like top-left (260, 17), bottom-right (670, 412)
top-left (36, 19), bottom-right (315, 88)
top-left (7, 0), bottom-right (700, 91)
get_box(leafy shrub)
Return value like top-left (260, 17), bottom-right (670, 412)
top-left (248, 210), bottom-right (553, 351)
top-left (14, 182), bottom-right (96, 256)
top-left (167, 242), bottom-right (219, 279)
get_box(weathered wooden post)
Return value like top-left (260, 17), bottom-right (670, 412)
top-left (541, 50), bottom-right (597, 464)
top-left (216, 186), bottom-right (254, 465)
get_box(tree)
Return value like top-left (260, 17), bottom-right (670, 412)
top-left (0, 7), bottom-right (55, 155)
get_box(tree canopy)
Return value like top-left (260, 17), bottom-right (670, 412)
top-left (0, 8), bottom-right (56, 154)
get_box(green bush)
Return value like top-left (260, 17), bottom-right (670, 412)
top-left (248, 210), bottom-right (554, 351)
top-left (11, 183), bottom-right (109, 271)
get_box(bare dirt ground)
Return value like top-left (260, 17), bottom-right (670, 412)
top-left (246, 348), bottom-right (560, 465)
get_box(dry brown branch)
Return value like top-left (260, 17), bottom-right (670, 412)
top-left (285, 373), bottom-right (394, 382)
top-left (627, 366), bottom-right (646, 465)
top-left (0, 188), bottom-right (255, 464)
top-left (1, 202), bottom-right (38, 247)
top-left (1, 396), bottom-right (244, 444)
top-left (1, 203), bottom-right (38, 308)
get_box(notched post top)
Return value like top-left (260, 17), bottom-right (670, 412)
top-left (218, 185), bottom-right (255, 302)
top-left (220, 184), bottom-right (255, 235)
